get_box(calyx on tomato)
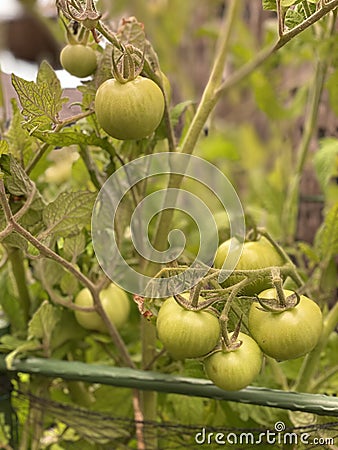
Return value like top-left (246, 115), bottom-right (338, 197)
top-left (256, 291), bottom-right (300, 312)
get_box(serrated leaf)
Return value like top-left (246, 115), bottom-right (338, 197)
top-left (117, 17), bottom-right (146, 51)
top-left (0, 140), bottom-right (8, 155)
top-left (314, 138), bottom-right (338, 191)
top-left (33, 258), bottom-right (65, 288)
top-left (2, 232), bottom-right (28, 252)
top-left (282, 0), bottom-right (302, 6)
top-left (314, 203), bottom-right (338, 261)
top-left (11, 61), bottom-right (67, 131)
top-left (285, 7), bottom-right (306, 29)
top-left (170, 100), bottom-right (195, 128)
top-left (60, 270), bottom-right (79, 296)
top-left (28, 301), bottom-right (62, 352)
top-left (0, 154), bottom-right (45, 231)
top-left (0, 154), bottom-right (33, 196)
top-left (262, 0), bottom-right (277, 11)
top-left (297, 241), bottom-right (320, 265)
top-left (62, 232), bottom-right (86, 261)
top-left (50, 309), bottom-right (87, 352)
top-left (0, 335), bottom-right (27, 352)
top-left (33, 128), bottom-right (113, 153)
top-left (6, 99), bottom-right (38, 166)
top-left (42, 191), bottom-right (96, 239)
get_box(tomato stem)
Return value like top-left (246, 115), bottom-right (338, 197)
top-left (271, 268), bottom-right (287, 307)
top-left (190, 283), bottom-right (202, 308)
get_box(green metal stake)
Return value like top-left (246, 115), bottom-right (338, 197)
top-left (0, 307), bottom-right (18, 449)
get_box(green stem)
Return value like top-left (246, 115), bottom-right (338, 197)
top-left (281, 58), bottom-right (328, 242)
top-left (140, 318), bottom-right (157, 448)
top-left (150, 0), bottom-right (240, 259)
top-left (293, 301), bottom-right (338, 392)
top-left (266, 357), bottom-right (289, 390)
top-left (310, 365), bottom-right (338, 392)
top-left (7, 248), bottom-right (31, 323)
top-left (78, 144), bottom-right (104, 189)
top-left (271, 267), bottom-right (287, 307)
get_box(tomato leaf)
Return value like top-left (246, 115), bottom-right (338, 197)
top-left (313, 138), bottom-right (338, 191)
top-left (0, 140), bottom-right (8, 155)
top-left (285, 7), bottom-right (306, 29)
top-left (33, 128), bottom-right (113, 154)
top-left (50, 309), bottom-right (87, 353)
top-left (3, 339), bottom-right (41, 369)
top-left (117, 16), bottom-right (146, 52)
top-left (262, 0), bottom-right (277, 11)
top-left (11, 61), bottom-right (67, 131)
top-left (314, 203), bottom-right (338, 261)
top-left (0, 154), bottom-right (45, 233)
top-left (62, 232), bottom-right (87, 261)
top-left (6, 99), bottom-right (38, 166)
top-left (41, 191), bottom-right (96, 239)
top-left (28, 301), bottom-right (62, 351)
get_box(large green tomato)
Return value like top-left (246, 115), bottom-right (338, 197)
top-left (204, 332), bottom-right (263, 391)
top-left (248, 288), bottom-right (323, 361)
top-left (156, 294), bottom-right (220, 360)
top-left (95, 76), bottom-right (165, 140)
top-left (60, 44), bottom-right (97, 78)
top-left (74, 283), bottom-right (130, 333)
top-left (214, 236), bottom-right (284, 295)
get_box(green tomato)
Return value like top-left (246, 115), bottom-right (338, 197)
top-left (95, 76), bottom-right (165, 140)
top-left (74, 283), bottom-right (130, 333)
top-left (214, 236), bottom-right (284, 295)
top-left (248, 288), bottom-right (323, 361)
top-left (156, 294), bottom-right (220, 360)
top-left (60, 44), bottom-right (97, 78)
top-left (204, 332), bottom-right (263, 391)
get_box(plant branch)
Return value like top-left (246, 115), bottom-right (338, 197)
top-left (0, 179), bottom-right (135, 368)
top-left (216, 0), bottom-right (338, 98)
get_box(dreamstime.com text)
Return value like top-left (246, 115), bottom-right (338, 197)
top-left (194, 422), bottom-right (335, 446)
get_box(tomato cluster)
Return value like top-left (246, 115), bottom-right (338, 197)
top-left (59, 38), bottom-right (324, 392)
top-left (153, 236), bottom-right (323, 392)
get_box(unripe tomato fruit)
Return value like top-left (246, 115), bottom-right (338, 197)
top-left (214, 236), bottom-right (284, 295)
top-left (156, 294), bottom-right (220, 360)
top-left (248, 288), bottom-right (323, 361)
top-left (204, 332), bottom-right (263, 391)
top-left (74, 283), bottom-right (130, 333)
top-left (95, 76), bottom-right (165, 140)
top-left (60, 44), bottom-right (97, 78)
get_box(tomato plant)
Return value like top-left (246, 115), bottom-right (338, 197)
top-left (204, 332), bottom-right (263, 391)
top-left (95, 76), bottom-right (165, 140)
top-left (156, 294), bottom-right (221, 359)
top-left (60, 44), bottom-right (97, 78)
top-left (0, 0), bottom-right (337, 448)
top-left (74, 283), bottom-right (130, 333)
top-left (248, 288), bottom-right (323, 361)
top-left (214, 236), bottom-right (285, 295)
